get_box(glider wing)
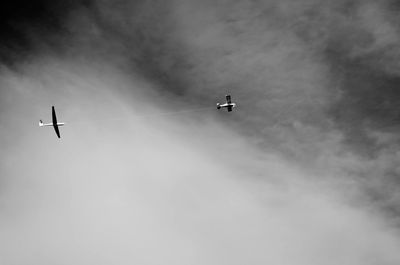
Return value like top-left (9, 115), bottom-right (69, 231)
top-left (226, 95), bottom-right (231, 104)
top-left (52, 106), bottom-right (58, 125)
top-left (53, 124), bottom-right (61, 138)
top-left (52, 106), bottom-right (61, 138)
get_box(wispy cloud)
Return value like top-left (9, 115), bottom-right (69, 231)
top-left (1, 1), bottom-right (400, 264)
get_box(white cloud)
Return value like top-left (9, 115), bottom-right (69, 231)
top-left (0, 55), bottom-right (399, 264)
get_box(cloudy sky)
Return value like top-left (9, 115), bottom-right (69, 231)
top-left (1, 1), bottom-right (400, 264)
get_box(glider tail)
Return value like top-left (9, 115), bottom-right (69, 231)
top-left (39, 120), bottom-right (44, 127)
top-left (216, 103), bottom-right (221, 109)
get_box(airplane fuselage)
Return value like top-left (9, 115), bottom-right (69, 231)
top-left (217, 103), bottom-right (236, 109)
top-left (217, 103), bottom-right (236, 112)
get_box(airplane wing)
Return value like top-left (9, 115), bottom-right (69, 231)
top-left (53, 124), bottom-right (61, 138)
top-left (52, 106), bottom-right (58, 125)
top-left (226, 95), bottom-right (231, 104)
top-left (227, 105), bottom-right (233, 112)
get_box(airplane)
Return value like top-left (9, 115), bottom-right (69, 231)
top-left (39, 106), bottom-right (65, 138)
top-left (217, 95), bottom-right (236, 112)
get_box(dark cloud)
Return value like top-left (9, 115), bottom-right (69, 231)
top-left (2, 1), bottom-right (400, 262)
top-left (4, 0), bottom-right (400, 209)
top-left (0, 0), bottom-right (91, 65)
top-left (80, 0), bottom-right (400, 217)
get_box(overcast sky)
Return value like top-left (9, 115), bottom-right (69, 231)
top-left (1, 1), bottom-right (400, 264)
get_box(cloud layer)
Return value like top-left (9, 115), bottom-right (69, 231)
top-left (1, 1), bottom-right (400, 264)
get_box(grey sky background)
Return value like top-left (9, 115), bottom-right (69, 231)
top-left (1, 0), bottom-right (400, 264)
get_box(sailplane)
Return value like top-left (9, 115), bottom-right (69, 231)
top-left (39, 106), bottom-right (65, 138)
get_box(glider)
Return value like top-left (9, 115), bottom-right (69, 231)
top-left (39, 106), bottom-right (65, 138)
top-left (217, 95), bottom-right (236, 112)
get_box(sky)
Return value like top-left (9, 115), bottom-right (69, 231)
top-left (1, 1), bottom-right (400, 264)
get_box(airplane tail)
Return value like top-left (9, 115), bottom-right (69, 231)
top-left (216, 103), bottom-right (221, 109)
top-left (39, 120), bottom-right (44, 127)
